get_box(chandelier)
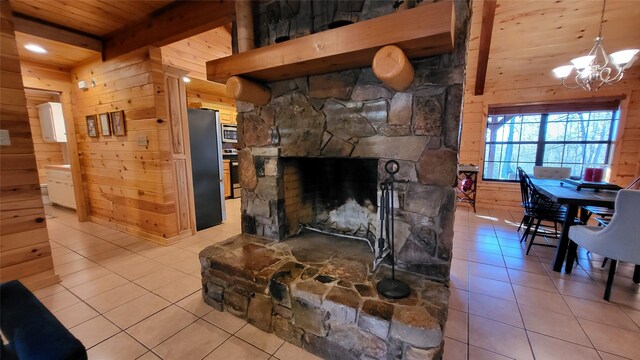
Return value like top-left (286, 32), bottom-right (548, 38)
top-left (552, 0), bottom-right (639, 91)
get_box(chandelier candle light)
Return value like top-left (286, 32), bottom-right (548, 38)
top-left (552, 0), bottom-right (638, 91)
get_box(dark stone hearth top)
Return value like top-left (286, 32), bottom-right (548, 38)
top-left (199, 233), bottom-right (450, 338)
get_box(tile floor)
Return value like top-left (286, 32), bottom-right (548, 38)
top-left (446, 206), bottom-right (640, 360)
top-left (35, 203), bottom-right (640, 359)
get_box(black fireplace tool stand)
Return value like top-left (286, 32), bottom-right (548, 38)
top-left (376, 160), bottom-right (411, 299)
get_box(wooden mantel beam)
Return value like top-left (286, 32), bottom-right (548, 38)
top-left (12, 13), bottom-right (102, 52)
top-left (103, 0), bottom-right (235, 61)
top-left (207, 0), bottom-right (455, 83)
top-left (474, 0), bottom-right (497, 96)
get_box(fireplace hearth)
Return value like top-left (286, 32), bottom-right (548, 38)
top-left (200, 233), bottom-right (449, 359)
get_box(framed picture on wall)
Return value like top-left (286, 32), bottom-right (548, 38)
top-left (86, 115), bottom-right (98, 138)
top-left (98, 113), bottom-right (111, 136)
top-left (110, 110), bottom-right (126, 136)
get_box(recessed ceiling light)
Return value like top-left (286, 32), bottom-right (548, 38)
top-left (182, 76), bottom-right (191, 83)
top-left (24, 44), bottom-right (47, 54)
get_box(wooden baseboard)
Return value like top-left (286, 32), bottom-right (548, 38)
top-left (88, 216), bottom-right (184, 246)
top-left (19, 270), bottom-right (60, 291)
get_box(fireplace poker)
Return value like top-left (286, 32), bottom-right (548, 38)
top-left (376, 160), bottom-right (411, 299)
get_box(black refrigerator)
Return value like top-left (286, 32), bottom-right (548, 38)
top-left (188, 109), bottom-right (226, 230)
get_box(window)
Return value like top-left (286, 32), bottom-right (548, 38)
top-left (483, 100), bottom-right (620, 181)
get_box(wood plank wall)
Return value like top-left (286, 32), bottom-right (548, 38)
top-left (161, 27), bottom-right (231, 81)
top-left (0, 2), bottom-right (58, 289)
top-left (70, 47), bottom-right (181, 243)
top-left (460, 0), bottom-right (640, 211)
top-left (25, 89), bottom-right (66, 184)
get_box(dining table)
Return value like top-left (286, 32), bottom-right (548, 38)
top-left (529, 178), bottom-right (619, 273)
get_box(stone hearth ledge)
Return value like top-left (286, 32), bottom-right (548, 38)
top-left (199, 234), bottom-right (450, 360)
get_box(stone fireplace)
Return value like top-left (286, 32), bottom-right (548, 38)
top-left (200, 1), bottom-right (470, 359)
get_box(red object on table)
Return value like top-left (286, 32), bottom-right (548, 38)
top-left (592, 168), bottom-right (604, 182)
top-left (584, 168), bottom-right (595, 182)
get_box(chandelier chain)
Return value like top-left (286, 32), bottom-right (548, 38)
top-left (598, 0), bottom-right (606, 38)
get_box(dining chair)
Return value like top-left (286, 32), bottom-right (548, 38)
top-left (582, 176), bottom-right (640, 221)
top-left (568, 189), bottom-right (640, 301)
top-left (532, 166), bottom-right (571, 180)
top-left (521, 173), bottom-right (577, 255)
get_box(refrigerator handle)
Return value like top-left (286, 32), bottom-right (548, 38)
top-left (214, 111), bottom-right (226, 222)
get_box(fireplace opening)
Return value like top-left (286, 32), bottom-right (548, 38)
top-left (283, 157), bottom-right (379, 242)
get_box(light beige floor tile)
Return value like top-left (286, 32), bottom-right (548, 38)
top-left (204, 336), bottom-right (270, 360)
top-left (274, 341), bottom-right (322, 360)
top-left (455, 240), bottom-right (502, 255)
top-left (85, 282), bottom-right (149, 313)
top-left (55, 258), bottom-right (100, 276)
top-left (528, 332), bottom-right (599, 360)
top-left (579, 318), bottom-right (640, 359)
top-left (69, 315), bottom-right (120, 349)
top-left (40, 289), bottom-right (81, 312)
top-left (467, 250), bottom-right (505, 267)
top-left (620, 306), bottom-right (640, 328)
top-left (469, 275), bottom-right (515, 301)
top-left (53, 301), bottom-right (99, 328)
top-left (138, 351), bottom-right (162, 360)
top-left (176, 291), bottom-right (214, 317)
top-left (153, 275), bottom-right (201, 303)
top-left (442, 337), bottom-right (467, 360)
top-left (450, 259), bottom-right (469, 290)
top-left (507, 268), bottom-right (557, 292)
top-left (104, 292), bottom-right (171, 329)
top-left (236, 324), bottom-right (285, 354)
top-left (467, 345), bottom-right (513, 359)
top-left (60, 265), bottom-right (113, 288)
top-left (153, 319), bottom-right (230, 360)
top-left (126, 305), bottom-right (197, 348)
top-left (469, 315), bottom-right (533, 360)
top-left (598, 350), bottom-right (633, 359)
top-left (134, 267), bottom-right (187, 290)
top-left (108, 258), bottom-right (159, 281)
top-left (203, 309), bottom-right (248, 334)
top-left (32, 283), bottom-right (66, 299)
top-left (154, 248), bottom-right (195, 266)
top-left (170, 257), bottom-right (203, 274)
top-left (512, 284), bottom-right (572, 315)
top-left (68, 273), bottom-right (129, 300)
top-left (86, 331), bottom-right (147, 360)
top-left (53, 250), bottom-right (85, 265)
top-left (444, 309), bottom-right (468, 343)
top-left (519, 303), bottom-right (591, 346)
top-left (469, 292), bottom-right (523, 327)
top-left (448, 287), bottom-right (469, 313)
top-left (503, 256), bottom-right (547, 274)
top-left (555, 278), bottom-right (612, 303)
top-left (564, 295), bottom-right (639, 331)
top-left (469, 262), bottom-right (510, 282)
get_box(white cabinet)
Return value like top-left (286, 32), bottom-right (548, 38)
top-left (37, 102), bottom-right (67, 143)
top-left (47, 168), bottom-right (76, 209)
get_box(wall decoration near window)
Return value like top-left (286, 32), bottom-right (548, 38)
top-left (482, 99), bottom-right (620, 181)
top-left (110, 110), bottom-right (126, 136)
top-left (86, 115), bottom-right (98, 138)
top-left (98, 113), bottom-right (111, 136)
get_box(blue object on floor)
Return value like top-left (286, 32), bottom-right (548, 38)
top-left (0, 280), bottom-right (87, 360)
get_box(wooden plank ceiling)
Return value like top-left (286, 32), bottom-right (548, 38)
top-left (15, 32), bottom-right (98, 68)
top-left (485, 0), bottom-right (640, 91)
top-left (8, 0), bottom-right (173, 37)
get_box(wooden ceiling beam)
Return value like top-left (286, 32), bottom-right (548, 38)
top-left (103, 0), bottom-right (235, 61)
top-left (474, 0), bottom-right (497, 96)
top-left (12, 12), bottom-right (102, 53)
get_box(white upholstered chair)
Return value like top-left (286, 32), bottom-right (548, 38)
top-left (533, 166), bottom-right (571, 179)
top-left (568, 189), bottom-right (640, 301)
